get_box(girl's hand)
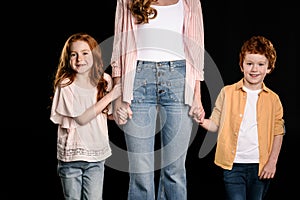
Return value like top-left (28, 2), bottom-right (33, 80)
top-left (117, 106), bottom-right (132, 122)
top-left (113, 97), bottom-right (132, 125)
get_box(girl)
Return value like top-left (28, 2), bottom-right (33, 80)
top-left (50, 32), bottom-right (120, 200)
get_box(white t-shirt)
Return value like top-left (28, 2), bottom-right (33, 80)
top-left (234, 86), bottom-right (261, 163)
top-left (136, 0), bottom-right (185, 61)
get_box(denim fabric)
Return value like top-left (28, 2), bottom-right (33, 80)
top-left (223, 163), bottom-right (270, 200)
top-left (123, 60), bottom-right (193, 200)
top-left (57, 160), bottom-right (105, 200)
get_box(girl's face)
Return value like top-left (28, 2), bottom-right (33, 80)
top-left (241, 53), bottom-right (271, 90)
top-left (69, 40), bottom-right (93, 74)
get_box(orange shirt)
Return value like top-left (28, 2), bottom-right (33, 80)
top-left (210, 79), bottom-right (285, 175)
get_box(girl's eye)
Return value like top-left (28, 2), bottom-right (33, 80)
top-left (83, 51), bottom-right (90, 55)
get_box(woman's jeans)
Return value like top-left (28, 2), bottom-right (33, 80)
top-left (123, 60), bottom-right (193, 200)
top-left (57, 160), bottom-right (105, 200)
top-left (223, 163), bottom-right (271, 200)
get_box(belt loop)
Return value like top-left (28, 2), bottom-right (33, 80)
top-left (136, 60), bottom-right (142, 72)
top-left (169, 61), bottom-right (175, 72)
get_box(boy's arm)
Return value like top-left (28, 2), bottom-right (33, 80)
top-left (199, 119), bottom-right (218, 132)
top-left (259, 134), bottom-right (283, 179)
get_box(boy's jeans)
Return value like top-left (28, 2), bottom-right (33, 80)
top-left (223, 163), bottom-right (271, 200)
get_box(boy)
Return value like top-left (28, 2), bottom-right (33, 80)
top-left (199, 35), bottom-right (285, 200)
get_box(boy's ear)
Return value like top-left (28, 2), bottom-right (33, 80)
top-left (240, 65), bottom-right (244, 72)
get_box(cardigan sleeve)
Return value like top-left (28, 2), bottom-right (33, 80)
top-left (111, 0), bottom-right (126, 78)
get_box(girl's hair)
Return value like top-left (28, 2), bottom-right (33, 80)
top-left (129, 0), bottom-right (158, 24)
top-left (51, 32), bottom-right (108, 112)
top-left (239, 35), bottom-right (277, 73)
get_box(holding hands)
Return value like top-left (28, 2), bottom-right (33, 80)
top-left (113, 96), bottom-right (132, 125)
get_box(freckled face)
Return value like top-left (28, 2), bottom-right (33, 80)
top-left (69, 41), bottom-right (93, 74)
top-left (241, 53), bottom-right (271, 90)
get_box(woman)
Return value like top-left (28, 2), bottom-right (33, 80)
top-left (111, 0), bottom-right (205, 199)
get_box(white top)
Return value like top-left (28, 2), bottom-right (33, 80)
top-left (136, 0), bottom-right (184, 61)
top-left (234, 86), bottom-right (261, 163)
top-left (50, 73), bottom-right (112, 162)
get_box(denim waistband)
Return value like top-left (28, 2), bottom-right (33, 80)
top-left (137, 59), bottom-right (185, 66)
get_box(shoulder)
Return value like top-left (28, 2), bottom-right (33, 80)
top-left (58, 78), bottom-right (74, 90)
top-left (103, 72), bottom-right (112, 81)
top-left (117, 0), bottom-right (127, 6)
top-left (263, 86), bottom-right (281, 101)
top-left (60, 78), bottom-right (71, 85)
top-left (223, 82), bottom-right (237, 92)
top-left (103, 73), bottom-right (113, 91)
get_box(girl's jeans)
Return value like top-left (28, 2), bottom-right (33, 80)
top-left (123, 60), bottom-right (193, 200)
top-left (57, 160), bottom-right (105, 200)
top-left (223, 163), bottom-right (271, 200)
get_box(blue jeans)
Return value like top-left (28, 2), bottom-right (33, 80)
top-left (223, 163), bottom-right (271, 200)
top-left (57, 160), bottom-right (105, 200)
top-left (123, 60), bottom-right (193, 200)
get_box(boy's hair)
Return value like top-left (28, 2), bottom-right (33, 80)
top-left (239, 35), bottom-right (277, 73)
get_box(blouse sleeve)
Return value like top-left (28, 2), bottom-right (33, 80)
top-left (50, 85), bottom-right (80, 129)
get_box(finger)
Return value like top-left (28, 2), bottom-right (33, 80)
top-left (117, 111), bottom-right (127, 121)
top-left (127, 107), bottom-right (133, 119)
top-left (119, 118), bottom-right (127, 125)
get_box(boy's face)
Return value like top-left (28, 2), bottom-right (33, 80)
top-left (241, 53), bottom-right (271, 90)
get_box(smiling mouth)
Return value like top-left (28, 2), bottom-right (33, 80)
top-left (250, 74), bottom-right (259, 77)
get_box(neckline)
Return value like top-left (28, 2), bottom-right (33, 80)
top-left (152, 0), bottom-right (180, 7)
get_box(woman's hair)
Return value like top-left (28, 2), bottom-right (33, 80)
top-left (51, 32), bottom-right (108, 112)
top-left (239, 35), bottom-right (277, 73)
top-left (129, 0), bottom-right (158, 24)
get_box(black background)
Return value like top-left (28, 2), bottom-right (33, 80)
top-left (11, 0), bottom-right (298, 199)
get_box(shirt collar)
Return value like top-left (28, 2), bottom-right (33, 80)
top-left (235, 78), bottom-right (270, 93)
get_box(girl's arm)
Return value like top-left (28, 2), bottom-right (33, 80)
top-left (74, 84), bottom-right (121, 125)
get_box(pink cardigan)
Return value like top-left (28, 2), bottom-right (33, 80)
top-left (111, 0), bottom-right (205, 106)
